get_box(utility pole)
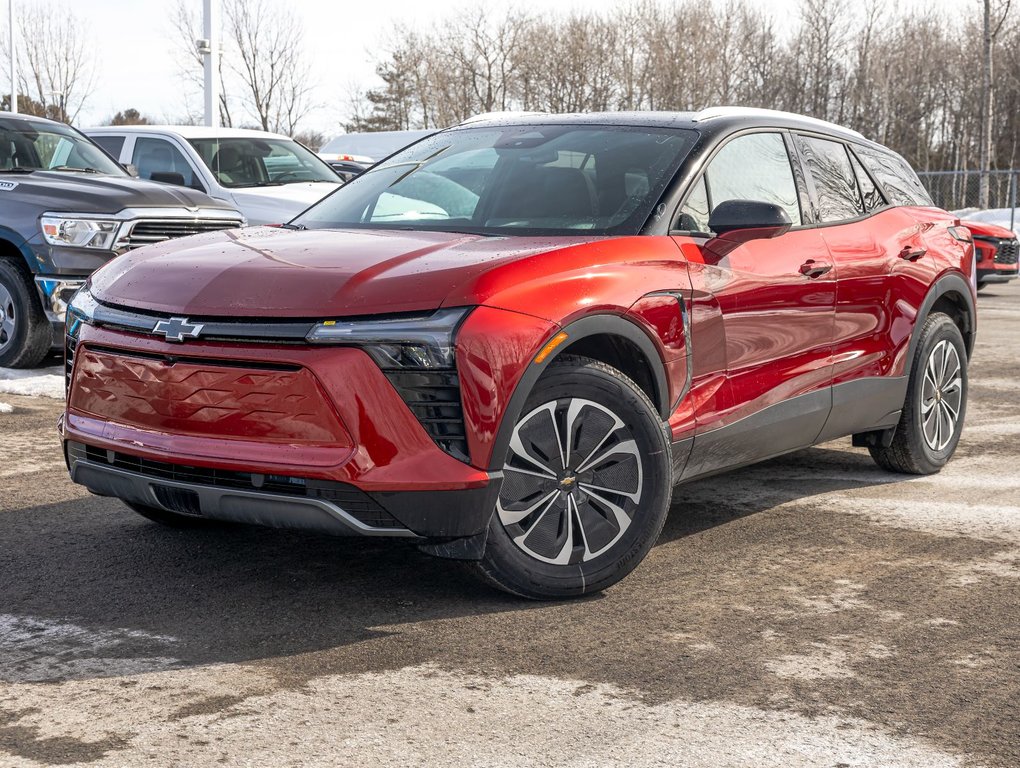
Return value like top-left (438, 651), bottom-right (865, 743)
top-left (7, 0), bottom-right (15, 113)
top-left (198, 0), bottom-right (219, 128)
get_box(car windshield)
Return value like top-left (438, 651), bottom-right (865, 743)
top-left (189, 137), bottom-right (339, 188)
top-left (0, 116), bottom-right (126, 175)
top-left (293, 124), bottom-right (699, 236)
top-left (320, 130), bottom-right (434, 160)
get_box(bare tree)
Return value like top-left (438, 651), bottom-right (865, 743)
top-left (224, 0), bottom-right (314, 134)
top-left (978, 0), bottom-right (1012, 207)
top-left (0, 1), bottom-right (96, 123)
top-left (169, 0), bottom-right (233, 127)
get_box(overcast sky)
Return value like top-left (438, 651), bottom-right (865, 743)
top-left (5, 0), bottom-right (976, 136)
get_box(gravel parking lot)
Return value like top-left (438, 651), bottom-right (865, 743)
top-left (1, 283), bottom-right (1018, 768)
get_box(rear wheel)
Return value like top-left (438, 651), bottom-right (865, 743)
top-left (869, 313), bottom-right (967, 475)
top-left (476, 356), bottom-right (672, 599)
top-left (0, 260), bottom-right (51, 369)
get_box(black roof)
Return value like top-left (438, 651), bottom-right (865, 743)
top-left (454, 108), bottom-right (881, 150)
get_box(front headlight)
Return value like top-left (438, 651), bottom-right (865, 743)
top-left (41, 216), bottom-right (121, 250)
top-left (306, 307), bottom-right (469, 368)
top-left (66, 285), bottom-right (98, 326)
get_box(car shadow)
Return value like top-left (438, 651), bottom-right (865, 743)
top-left (0, 441), bottom-right (910, 684)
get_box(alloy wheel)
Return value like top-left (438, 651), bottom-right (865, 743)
top-left (920, 339), bottom-right (963, 452)
top-left (0, 283), bottom-right (16, 355)
top-left (497, 398), bottom-right (644, 565)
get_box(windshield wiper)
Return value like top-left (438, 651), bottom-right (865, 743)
top-left (0, 166), bottom-right (36, 173)
top-left (49, 166), bottom-right (103, 174)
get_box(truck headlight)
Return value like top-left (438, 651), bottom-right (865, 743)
top-left (41, 216), bottom-right (121, 250)
top-left (306, 307), bottom-right (469, 369)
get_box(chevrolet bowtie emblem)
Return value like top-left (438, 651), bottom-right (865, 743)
top-left (152, 316), bottom-right (204, 343)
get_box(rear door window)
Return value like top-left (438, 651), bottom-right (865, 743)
top-left (705, 132), bottom-right (802, 227)
top-left (796, 135), bottom-right (863, 223)
top-left (848, 151), bottom-right (886, 212)
top-left (855, 145), bottom-right (933, 207)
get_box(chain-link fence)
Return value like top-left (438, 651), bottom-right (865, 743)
top-left (917, 170), bottom-right (1018, 229)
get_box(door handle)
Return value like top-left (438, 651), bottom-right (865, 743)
top-left (799, 259), bottom-right (832, 278)
top-left (899, 246), bottom-right (927, 262)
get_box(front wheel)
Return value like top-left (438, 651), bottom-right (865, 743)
top-left (0, 260), bottom-right (52, 369)
top-left (869, 312), bottom-right (967, 474)
top-left (475, 355), bottom-right (672, 599)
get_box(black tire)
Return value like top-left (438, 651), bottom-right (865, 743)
top-left (869, 312), bottom-right (967, 475)
top-left (0, 259), bottom-right (52, 369)
top-left (124, 501), bottom-right (218, 528)
top-left (475, 355), bottom-right (672, 599)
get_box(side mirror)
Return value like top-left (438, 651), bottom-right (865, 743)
top-left (123, 163), bottom-right (139, 178)
top-left (150, 171), bottom-right (187, 187)
top-left (707, 199), bottom-right (792, 243)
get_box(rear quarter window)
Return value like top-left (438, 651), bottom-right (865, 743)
top-left (855, 145), bottom-right (933, 208)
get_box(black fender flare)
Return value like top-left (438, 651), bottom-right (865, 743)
top-left (904, 272), bottom-right (976, 377)
top-left (485, 312), bottom-right (671, 472)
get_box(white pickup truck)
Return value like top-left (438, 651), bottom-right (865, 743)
top-left (86, 126), bottom-right (343, 226)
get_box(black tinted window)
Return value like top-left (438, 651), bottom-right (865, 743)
top-left (856, 145), bottom-right (933, 207)
top-left (92, 135), bottom-right (125, 159)
top-left (705, 133), bottom-right (802, 226)
top-left (677, 176), bottom-right (710, 234)
top-left (797, 136), bottom-right (863, 222)
top-left (849, 150), bottom-right (885, 212)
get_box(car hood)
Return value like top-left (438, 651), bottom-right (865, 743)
top-left (89, 226), bottom-right (598, 318)
top-left (0, 170), bottom-right (236, 215)
top-left (229, 183), bottom-right (342, 225)
top-left (961, 218), bottom-right (1017, 239)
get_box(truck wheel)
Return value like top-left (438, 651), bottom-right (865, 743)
top-left (475, 355), bottom-right (672, 599)
top-left (0, 260), bottom-right (52, 369)
top-left (869, 313), bottom-right (967, 475)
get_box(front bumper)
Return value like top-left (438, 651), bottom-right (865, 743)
top-left (61, 321), bottom-right (507, 539)
top-left (65, 440), bottom-right (500, 538)
top-left (35, 276), bottom-right (85, 325)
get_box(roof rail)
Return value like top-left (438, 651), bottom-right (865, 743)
top-left (458, 111), bottom-right (547, 126)
top-left (693, 106), bottom-right (865, 139)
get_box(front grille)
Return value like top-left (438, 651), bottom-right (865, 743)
top-left (995, 238), bottom-right (1019, 265)
top-left (67, 442), bottom-right (404, 528)
top-left (123, 218), bottom-right (240, 248)
top-left (383, 369), bottom-right (469, 462)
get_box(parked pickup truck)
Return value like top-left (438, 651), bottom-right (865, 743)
top-left (0, 111), bottom-right (245, 368)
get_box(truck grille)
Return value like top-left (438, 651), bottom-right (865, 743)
top-left (995, 238), bottom-right (1019, 265)
top-left (123, 218), bottom-right (240, 248)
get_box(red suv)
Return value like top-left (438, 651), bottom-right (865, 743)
top-left (962, 219), bottom-right (1019, 290)
top-left (62, 109), bottom-right (976, 598)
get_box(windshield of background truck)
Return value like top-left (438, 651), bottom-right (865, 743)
top-left (0, 117), bottom-right (126, 175)
top-left (189, 137), bottom-right (339, 188)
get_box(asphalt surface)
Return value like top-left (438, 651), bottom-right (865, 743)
top-left (1, 282), bottom-right (1018, 767)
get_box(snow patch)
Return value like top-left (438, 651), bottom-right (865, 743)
top-left (0, 366), bottom-right (64, 399)
top-left (0, 614), bottom-right (182, 683)
top-left (0, 402), bottom-right (12, 413)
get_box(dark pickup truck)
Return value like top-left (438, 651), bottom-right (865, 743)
top-left (0, 111), bottom-right (244, 368)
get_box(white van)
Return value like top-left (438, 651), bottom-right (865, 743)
top-left (86, 126), bottom-right (343, 225)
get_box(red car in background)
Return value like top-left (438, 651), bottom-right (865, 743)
top-left (61, 108), bottom-right (976, 598)
top-left (962, 219), bottom-right (1019, 290)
